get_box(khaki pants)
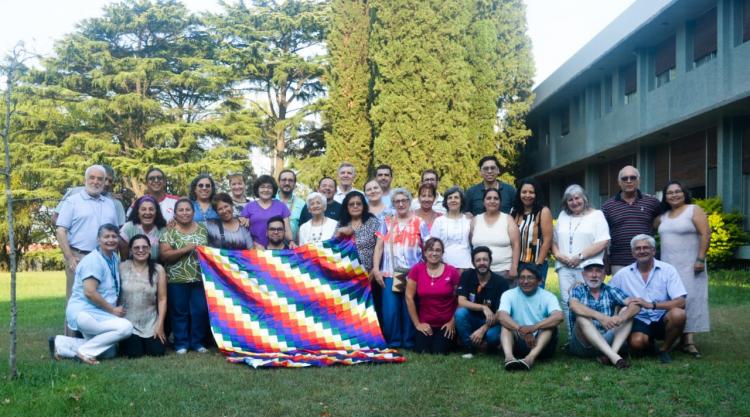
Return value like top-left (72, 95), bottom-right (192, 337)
top-left (64, 249), bottom-right (88, 337)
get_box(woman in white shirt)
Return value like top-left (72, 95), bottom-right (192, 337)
top-left (429, 187), bottom-right (472, 270)
top-left (552, 184), bottom-right (610, 336)
top-left (298, 192), bottom-right (338, 245)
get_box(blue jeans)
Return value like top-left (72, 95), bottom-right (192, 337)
top-left (455, 307), bottom-right (501, 351)
top-left (168, 282), bottom-right (209, 351)
top-left (380, 278), bottom-right (415, 349)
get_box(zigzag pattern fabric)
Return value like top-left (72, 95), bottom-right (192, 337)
top-left (196, 238), bottom-right (405, 368)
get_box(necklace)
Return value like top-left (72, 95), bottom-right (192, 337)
top-left (427, 264), bottom-right (443, 284)
top-left (568, 213), bottom-right (584, 254)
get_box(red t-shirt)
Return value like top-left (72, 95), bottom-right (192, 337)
top-left (408, 262), bottom-right (460, 327)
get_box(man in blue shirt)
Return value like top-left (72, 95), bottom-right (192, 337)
top-left (569, 259), bottom-right (640, 369)
top-left (610, 234), bottom-right (687, 363)
top-left (498, 264), bottom-right (563, 371)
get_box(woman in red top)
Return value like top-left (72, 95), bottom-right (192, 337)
top-left (405, 237), bottom-right (461, 354)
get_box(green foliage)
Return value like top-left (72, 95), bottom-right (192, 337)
top-left (316, 0), bottom-right (373, 188)
top-left (694, 197), bottom-right (749, 266)
top-left (13, 248), bottom-right (65, 271)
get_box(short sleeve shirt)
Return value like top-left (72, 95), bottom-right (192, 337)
top-left (160, 224), bottom-right (208, 284)
top-left (206, 220), bottom-right (254, 250)
top-left (570, 283), bottom-right (629, 333)
top-left (65, 250), bottom-right (121, 331)
top-left (609, 259), bottom-right (687, 324)
top-left (56, 189), bottom-right (120, 252)
top-left (241, 200), bottom-right (291, 248)
top-left (456, 270), bottom-right (509, 315)
top-left (120, 222), bottom-right (163, 260)
top-left (498, 287), bottom-right (561, 326)
top-left (463, 181), bottom-right (515, 215)
top-left (276, 192), bottom-right (306, 240)
top-left (601, 191), bottom-right (660, 266)
top-left (553, 209), bottom-right (610, 269)
top-left (408, 262), bottom-right (461, 327)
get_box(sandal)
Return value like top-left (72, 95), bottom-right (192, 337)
top-left (682, 343), bottom-right (702, 359)
top-left (504, 359), bottom-right (525, 371)
top-left (74, 353), bottom-right (100, 365)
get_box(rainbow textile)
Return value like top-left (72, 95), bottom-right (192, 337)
top-left (196, 238), bottom-right (405, 368)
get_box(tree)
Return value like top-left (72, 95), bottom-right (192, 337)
top-left (317, 0), bottom-right (373, 187)
top-left (369, 0), bottom-right (477, 189)
top-left (211, 0), bottom-right (328, 176)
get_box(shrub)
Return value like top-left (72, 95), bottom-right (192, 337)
top-left (18, 248), bottom-right (66, 271)
top-left (694, 197), bottom-right (749, 266)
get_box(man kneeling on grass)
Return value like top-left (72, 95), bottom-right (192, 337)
top-left (498, 264), bottom-right (563, 371)
top-left (569, 259), bottom-right (640, 369)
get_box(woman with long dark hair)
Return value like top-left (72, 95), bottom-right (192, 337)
top-left (336, 191), bottom-right (380, 274)
top-left (206, 193), bottom-right (254, 250)
top-left (509, 178), bottom-right (553, 287)
top-left (119, 234), bottom-right (168, 357)
top-left (189, 174), bottom-right (219, 224)
top-left (120, 195), bottom-right (167, 260)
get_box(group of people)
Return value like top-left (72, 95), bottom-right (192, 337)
top-left (48, 158), bottom-right (711, 370)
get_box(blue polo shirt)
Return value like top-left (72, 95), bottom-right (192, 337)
top-left (65, 250), bottom-right (120, 331)
top-left (610, 259), bottom-right (687, 324)
top-left (56, 189), bottom-right (120, 252)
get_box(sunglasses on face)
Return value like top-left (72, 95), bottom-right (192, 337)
top-left (147, 176), bottom-right (164, 182)
top-left (197, 183), bottom-right (212, 189)
top-left (620, 176), bottom-right (638, 182)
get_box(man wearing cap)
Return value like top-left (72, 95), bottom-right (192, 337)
top-left (610, 234), bottom-right (687, 363)
top-left (569, 259), bottom-right (640, 369)
top-left (497, 264), bottom-right (563, 371)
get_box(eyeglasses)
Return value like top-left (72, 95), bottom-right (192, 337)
top-left (348, 201), bottom-right (363, 207)
top-left (132, 245), bottom-right (150, 252)
top-left (665, 190), bottom-right (683, 196)
top-left (393, 199), bottom-right (409, 205)
top-left (197, 183), bottom-right (212, 189)
top-left (481, 166), bottom-right (498, 173)
top-left (147, 176), bottom-right (164, 182)
top-left (259, 185), bottom-right (274, 190)
top-left (620, 176), bottom-right (638, 182)
top-left (268, 227), bottom-right (284, 233)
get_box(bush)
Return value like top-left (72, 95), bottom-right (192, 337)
top-left (18, 248), bottom-right (65, 271)
top-left (694, 197), bottom-right (749, 266)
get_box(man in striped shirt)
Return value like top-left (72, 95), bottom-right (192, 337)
top-left (601, 166), bottom-right (660, 275)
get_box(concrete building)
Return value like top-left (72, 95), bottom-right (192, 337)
top-left (522, 0), bottom-right (750, 254)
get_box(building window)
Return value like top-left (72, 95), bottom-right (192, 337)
top-left (621, 62), bottom-right (637, 104)
top-left (744, 0), bottom-right (750, 43)
top-left (655, 35), bottom-right (676, 87)
top-left (560, 107), bottom-right (570, 137)
top-left (692, 8), bottom-right (717, 67)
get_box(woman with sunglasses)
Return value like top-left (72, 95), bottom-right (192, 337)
top-left (119, 234), bottom-right (167, 357)
top-left (189, 174), bottom-right (219, 225)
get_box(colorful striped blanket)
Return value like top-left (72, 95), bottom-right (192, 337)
top-left (196, 238), bottom-right (405, 368)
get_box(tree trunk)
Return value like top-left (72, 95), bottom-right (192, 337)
top-left (2, 51), bottom-right (20, 379)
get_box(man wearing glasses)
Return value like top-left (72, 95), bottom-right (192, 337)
top-left (601, 166), bottom-right (660, 275)
top-left (140, 167), bottom-right (180, 222)
top-left (463, 156), bottom-right (516, 215)
top-left (265, 216), bottom-right (289, 250)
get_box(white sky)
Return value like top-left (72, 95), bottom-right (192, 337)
top-left (2, 0), bottom-right (636, 86)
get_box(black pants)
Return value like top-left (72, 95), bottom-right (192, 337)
top-left (414, 327), bottom-right (453, 354)
top-left (120, 335), bottom-right (166, 358)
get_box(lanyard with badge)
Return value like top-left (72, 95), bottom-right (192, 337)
top-left (98, 248), bottom-right (120, 297)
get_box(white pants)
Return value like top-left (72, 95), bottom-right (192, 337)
top-left (56, 312), bottom-right (133, 359)
top-left (557, 267), bottom-right (584, 337)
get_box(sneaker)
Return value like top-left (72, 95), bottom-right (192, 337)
top-left (175, 348), bottom-right (188, 355)
top-left (196, 347), bottom-right (209, 354)
top-left (461, 353), bottom-right (474, 359)
top-left (659, 351), bottom-right (672, 364)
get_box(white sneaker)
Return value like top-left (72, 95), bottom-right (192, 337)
top-left (175, 348), bottom-right (188, 355)
top-left (462, 353), bottom-right (474, 359)
top-left (196, 347), bottom-right (209, 353)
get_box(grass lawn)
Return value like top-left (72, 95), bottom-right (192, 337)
top-left (1, 270), bottom-right (749, 416)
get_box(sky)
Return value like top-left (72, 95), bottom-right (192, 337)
top-left (1, 0), bottom-right (637, 86)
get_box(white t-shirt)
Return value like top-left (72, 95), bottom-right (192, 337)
top-left (553, 209), bottom-right (610, 270)
top-left (298, 218), bottom-right (338, 245)
top-left (429, 215), bottom-right (471, 268)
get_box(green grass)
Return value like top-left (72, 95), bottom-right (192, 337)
top-left (0, 270), bottom-right (749, 416)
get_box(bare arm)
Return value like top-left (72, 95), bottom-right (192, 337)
top-left (284, 217), bottom-right (294, 246)
top-left (537, 207), bottom-right (553, 264)
top-left (154, 266), bottom-right (168, 343)
top-left (692, 205), bottom-right (711, 270)
top-left (497, 310), bottom-right (521, 331)
top-left (159, 241), bottom-right (196, 264)
top-left (507, 216), bottom-right (521, 278)
top-left (118, 237), bottom-right (129, 260)
top-left (458, 295), bottom-right (495, 325)
top-left (56, 226), bottom-right (77, 272)
top-left (83, 278), bottom-right (125, 317)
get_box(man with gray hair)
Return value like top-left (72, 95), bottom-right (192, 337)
top-left (610, 234), bottom-right (687, 363)
top-left (56, 165), bottom-right (121, 336)
top-left (601, 165), bottom-right (660, 275)
top-left (333, 162), bottom-right (361, 204)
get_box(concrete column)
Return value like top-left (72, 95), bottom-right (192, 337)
top-left (585, 164), bottom-right (601, 207)
top-left (636, 145), bottom-right (656, 195)
top-left (716, 116), bottom-right (743, 211)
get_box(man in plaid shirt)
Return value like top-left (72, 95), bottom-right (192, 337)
top-left (569, 259), bottom-right (640, 369)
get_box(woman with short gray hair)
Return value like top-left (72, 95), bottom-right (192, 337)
top-left (298, 192), bottom-right (338, 245)
top-left (552, 184), bottom-right (610, 337)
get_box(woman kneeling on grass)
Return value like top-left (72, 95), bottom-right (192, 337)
top-left (119, 234), bottom-right (168, 357)
top-left (50, 224), bottom-right (134, 365)
top-left (405, 237), bottom-right (461, 354)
